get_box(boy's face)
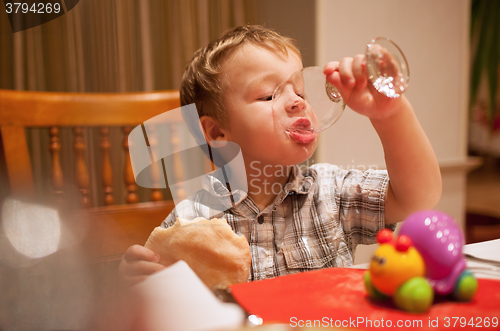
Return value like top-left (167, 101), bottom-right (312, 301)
top-left (219, 44), bottom-right (319, 169)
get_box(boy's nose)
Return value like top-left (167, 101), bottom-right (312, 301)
top-left (285, 91), bottom-right (306, 114)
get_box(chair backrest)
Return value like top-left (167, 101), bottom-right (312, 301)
top-left (0, 89), bottom-right (186, 263)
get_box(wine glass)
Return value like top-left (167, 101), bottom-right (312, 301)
top-left (365, 37), bottom-right (410, 98)
top-left (272, 37), bottom-right (410, 134)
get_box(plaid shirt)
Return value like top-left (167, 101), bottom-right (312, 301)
top-left (161, 163), bottom-right (393, 281)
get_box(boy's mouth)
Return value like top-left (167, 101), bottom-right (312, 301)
top-left (286, 118), bottom-right (316, 144)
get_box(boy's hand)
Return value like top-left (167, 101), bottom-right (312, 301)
top-left (119, 244), bottom-right (165, 286)
top-left (324, 54), bottom-right (405, 120)
top-left (325, 53), bottom-right (441, 224)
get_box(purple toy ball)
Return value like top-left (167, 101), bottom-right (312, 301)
top-left (398, 210), bottom-right (466, 295)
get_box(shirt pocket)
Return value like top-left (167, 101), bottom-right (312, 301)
top-left (281, 239), bottom-right (338, 270)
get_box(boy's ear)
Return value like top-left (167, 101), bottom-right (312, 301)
top-left (199, 116), bottom-right (228, 144)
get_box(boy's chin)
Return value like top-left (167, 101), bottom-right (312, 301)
top-left (279, 146), bottom-right (317, 166)
top-left (246, 140), bottom-right (318, 168)
top-left (290, 139), bottom-right (318, 156)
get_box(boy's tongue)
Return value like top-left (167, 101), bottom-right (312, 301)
top-left (287, 118), bottom-right (316, 144)
top-left (288, 129), bottom-right (316, 144)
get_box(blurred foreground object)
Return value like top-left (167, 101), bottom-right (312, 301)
top-left (1, 198), bottom-right (61, 267)
top-left (132, 260), bottom-right (246, 331)
top-left (0, 198), bottom-right (93, 330)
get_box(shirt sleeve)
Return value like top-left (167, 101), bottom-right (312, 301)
top-left (336, 167), bottom-right (394, 247)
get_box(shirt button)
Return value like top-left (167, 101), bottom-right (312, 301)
top-left (258, 215), bottom-right (264, 224)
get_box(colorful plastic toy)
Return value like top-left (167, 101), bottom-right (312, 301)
top-left (364, 210), bottom-right (478, 313)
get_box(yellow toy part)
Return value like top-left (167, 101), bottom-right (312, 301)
top-left (370, 240), bottom-right (425, 295)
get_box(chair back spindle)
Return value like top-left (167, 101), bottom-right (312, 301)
top-left (100, 127), bottom-right (114, 206)
top-left (73, 127), bottom-right (91, 208)
top-left (49, 126), bottom-right (65, 201)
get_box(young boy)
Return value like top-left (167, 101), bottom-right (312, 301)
top-left (119, 25), bottom-right (442, 285)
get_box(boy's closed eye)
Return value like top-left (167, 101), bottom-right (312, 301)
top-left (258, 95), bottom-right (274, 101)
top-left (258, 92), bottom-right (305, 102)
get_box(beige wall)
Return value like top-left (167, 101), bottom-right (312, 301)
top-left (314, 0), bottom-right (471, 263)
top-left (255, 0), bottom-right (316, 67)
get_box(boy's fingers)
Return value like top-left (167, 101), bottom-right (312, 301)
top-left (323, 61), bottom-right (339, 75)
top-left (352, 54), bottom-right (368, 89)
top-left (324, 62), bottom-right (341, 88)
top-left (123, 244), bottom-right (160, 263)
top-left (125, 260), bottom-right (166, 276)
top-left (338, 58), bottom-right (355, 88)
top-left (324, 59), bottom-right (353, 102)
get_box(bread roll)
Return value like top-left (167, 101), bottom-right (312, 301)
top-left (145, 217), bottom-right (251, 288)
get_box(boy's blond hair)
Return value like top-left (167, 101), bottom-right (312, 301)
top-left (180, 25), bottom-right (301, 128)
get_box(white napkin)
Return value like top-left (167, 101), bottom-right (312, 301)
top-left (463, 239), bottom-right (500, 280)
top-left (133, 260), bottom-right (246, 331)
top-left (464, 239), bottom-right (500, 262)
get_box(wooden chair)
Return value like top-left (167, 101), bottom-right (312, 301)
top-left (0, 89), bottom-right (185, 264)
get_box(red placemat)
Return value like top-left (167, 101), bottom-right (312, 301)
top-left (230, 268), bottom-right (500, 330)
